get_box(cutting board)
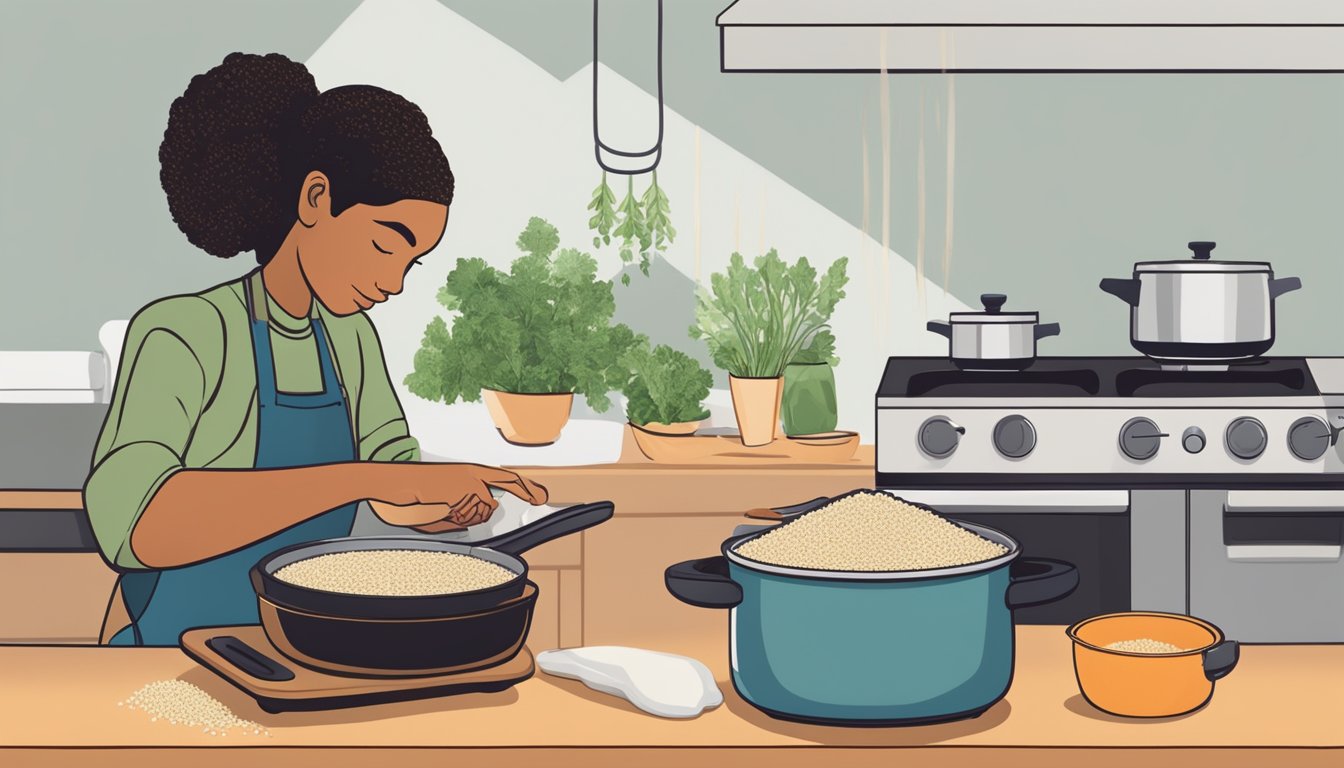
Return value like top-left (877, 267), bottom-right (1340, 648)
top-left (181, 625), bottom-right (534, 713)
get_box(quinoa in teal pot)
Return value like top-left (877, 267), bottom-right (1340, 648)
top-left (665, 491), bottom-right (1077, 726)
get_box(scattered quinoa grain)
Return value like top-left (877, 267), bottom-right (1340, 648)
top-left (120, 680), bottom-right (269, 737)
top-left (1106, 638), bottom-right (1185, 654)
top-left (735, 492), bottom-right (1009, 572)
top-left (274, 549), bottom-right (515, 596)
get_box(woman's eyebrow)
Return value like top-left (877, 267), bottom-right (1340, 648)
top-left (374, 219), bottom-right (416, 247)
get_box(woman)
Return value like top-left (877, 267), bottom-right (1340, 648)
top-left (85, 52), bottom-right (547, 646)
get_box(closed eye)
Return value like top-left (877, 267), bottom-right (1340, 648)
top-left (372, 240), bottom-right (393, 255)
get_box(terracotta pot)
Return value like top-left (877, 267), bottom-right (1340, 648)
top-left (784, 430), bottom-right (861, 462)
top-left (729, 375), bottom-right (783, 447)
top-left (482, 390), bottom-right (574, 446)
top-left (632, 420), bottom-right (703, 436)
top-left (628, 422), bottom-right (714, 463)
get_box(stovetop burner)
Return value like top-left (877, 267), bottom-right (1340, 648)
top-left (880, 357), bottom-right (1319, 398)
top-left (905, 368), bottom-right (1102, 398)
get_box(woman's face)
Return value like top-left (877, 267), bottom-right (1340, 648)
top-left (296, 184), bottom-right (449, 316)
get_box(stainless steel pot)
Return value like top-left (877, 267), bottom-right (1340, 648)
top-left (927, 294), bottom-right (1061, 371)
top-left (1099, 241), bottom-right (1302, 364)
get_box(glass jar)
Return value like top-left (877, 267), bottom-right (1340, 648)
top-left (781, 362), bottom-right (838, 436)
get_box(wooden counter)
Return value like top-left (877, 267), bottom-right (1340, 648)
top-left (1, 626), bottom-right (1339, 766)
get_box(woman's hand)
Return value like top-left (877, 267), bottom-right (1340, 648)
top-left (367, 463), bottom-right (548, 533)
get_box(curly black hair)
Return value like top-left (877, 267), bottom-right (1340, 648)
top-left (159, 52), bottom-right (454, 264)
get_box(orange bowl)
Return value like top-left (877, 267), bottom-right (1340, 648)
top-left (1066, 612), bottom-right (1239, 718)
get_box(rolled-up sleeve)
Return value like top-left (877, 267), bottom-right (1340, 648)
top-left (354, 317), bottom-right (421, 463)
top-left (85, 315), bottom-right (210, 570)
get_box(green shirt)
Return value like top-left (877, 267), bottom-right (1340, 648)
top-left (85, 275), bottom-right (420, 570)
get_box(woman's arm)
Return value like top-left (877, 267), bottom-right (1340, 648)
top-left (131, 461), bottom-right (547, 568)
top-left (87, 302), bottom-right (546, 571)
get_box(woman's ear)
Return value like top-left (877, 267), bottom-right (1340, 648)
top-left (296, 171), bottom-right (330, 228)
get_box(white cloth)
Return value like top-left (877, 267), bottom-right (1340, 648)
top-left (536, 646), bottom-right (723, 719)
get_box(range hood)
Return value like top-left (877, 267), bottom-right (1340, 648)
top-left (717, 0), bottom-right (1344, 73)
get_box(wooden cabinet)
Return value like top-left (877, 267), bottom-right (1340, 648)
top-left (580, 516), bottom-right (743, 652)
top-left (0, 553), bottom-right (116, 644)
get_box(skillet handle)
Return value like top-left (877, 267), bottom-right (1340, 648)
top-left (1203, 640), bottom-right (1240, 682)
top-left (1006, 558), bottom-right (1078, 609)
top-left (665, 556), bottom-right (743, 609)
top-left (476, 501), bottom-right (614, 558)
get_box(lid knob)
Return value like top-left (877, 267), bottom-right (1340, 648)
top-left (980, 293), bottom-right (1007, 313)
top-left (1188, 241), bottom-right (1217, 260)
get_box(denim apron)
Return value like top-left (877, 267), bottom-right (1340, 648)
top-left (109, 272), bottom-right (359, 645)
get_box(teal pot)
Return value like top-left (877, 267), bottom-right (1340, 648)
top-left (664, 494), bottom-right (1077, 726)
top-left (781, 362), bottom-right (838, 436)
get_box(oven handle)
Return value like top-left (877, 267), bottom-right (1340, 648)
top-left (1225, 490), bottom-right (1344, 513)
top-left (880, 489), bottom-right (1129, 514)
top-left (1225, 544), bottom-right (1342, 562)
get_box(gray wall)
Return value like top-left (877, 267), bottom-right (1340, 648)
top-left (0, 0), bottom-right (359, 351)
top-left (3, 0), bottom-right (1342, 355)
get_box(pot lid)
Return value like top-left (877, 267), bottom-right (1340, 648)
top-left (948, 293), bottom-right (1041, 324)
top-left (724, 520), bottom-right (1021, 581)
top-left (1136, 241), bottom-right (1272, 273)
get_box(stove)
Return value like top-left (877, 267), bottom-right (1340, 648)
top-left (877, 357), bottom-right (1344, 489)
top-left (874, 356), bottom-right (1344, 642)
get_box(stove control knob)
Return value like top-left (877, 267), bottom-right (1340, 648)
top-left (1288, 416), bottom-right (1333, 462)
top-left (993, 415), bottom-right (1037, 458)
top-left (918, 416), bottom-right (965, 458)
top-left (1226, 417), bottom-right (1268, 460)
top-left (1182, 427), bottom-right (1206, 454)
top-left (1119, 417), bottom-right (1166, 461)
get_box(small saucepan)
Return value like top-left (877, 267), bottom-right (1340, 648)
top-left (927, 294), bottom-right (1061, 371)
top-left (1067, 611), bottom-right (1239, 718)
top-left (250, 501), bottom-right (612, 676)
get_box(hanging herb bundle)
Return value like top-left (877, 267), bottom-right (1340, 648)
top-left (611, 176), bottom-right (647, 286)
top-left (587, 172), bottom-right (676, 286)
top-left (641, 170), bottom-right (676, 259)
top-left (587, 172), bottom-right (617, 249)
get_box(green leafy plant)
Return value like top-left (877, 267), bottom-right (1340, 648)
top-left (406, 217), bottom-right (640, 412)
top-left (621, 343), bottom-right (713, 427)
top-left (587, 172), bottom-right (617, 249)
top-left (691, 251), bottom-right (849, 379)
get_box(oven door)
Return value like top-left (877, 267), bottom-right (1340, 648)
top-left (887, 490), bottom-right (1131, 625)
top-left (1190, 490), bottom-right (1344, 643)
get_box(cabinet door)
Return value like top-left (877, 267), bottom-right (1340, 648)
top-left (582, 516), bottom-right (743, 660)
top-left (1189, 490), bottom-right (1344, 642)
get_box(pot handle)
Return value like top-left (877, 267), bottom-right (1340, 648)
top-left (1203, 640), bottom-right (1240, 682)
top-left (476, 501), bottom-right (614, 558)
top-left (1005, 558), bottom-right (1078, 609)
top-left (1270, 276), bottom-right (1302, 299)
top-left (665, 556), bottom-right (744, 609)
top-left (926, 320), bottom-right (953, 339)
top-left (1098, 278), bottom-right (1141, 307)
top-left (1034, 322), bottom-right (1061, 340)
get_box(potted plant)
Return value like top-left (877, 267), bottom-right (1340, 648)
top-left (691, 251), bottom-right (849, 447)
top-left (782, 330), bottom-right (840, 437)
top-left (621, 343), bottom-right (713, 436)
top-left (406, 217), bottom-right (639, 446)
